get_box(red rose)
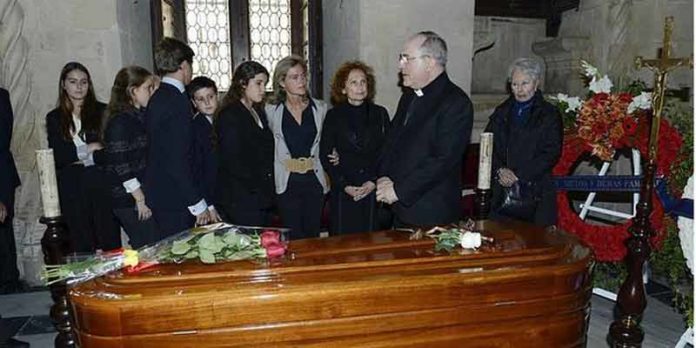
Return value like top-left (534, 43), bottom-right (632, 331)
top-left (618, 92), bottom-right (633, 103)
top-left (264, 242), bottom-right (286, 258)
top-left (260, 230), bottom-right (281, 247)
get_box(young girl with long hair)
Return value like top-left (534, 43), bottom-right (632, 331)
top-left (95, 66), bottom-right (160, 248)
top-left (215, 61), bottom-right (275, 225)
top-left (46, 62), bottom-right (120, 252)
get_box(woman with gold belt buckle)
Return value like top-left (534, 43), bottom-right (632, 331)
top-left (265, 55), bottom-right (329, 240)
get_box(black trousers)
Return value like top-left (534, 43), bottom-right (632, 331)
top-left (58, 165), bottom-right (121, 252)
top-left (0, 193), bottom-right (19, 290)
top-left (277, 175), bottom-right (324, 240)
top-left (152, 208), bottom-right (194, 239)
top-left (113, 207), bottom-right (160, 249)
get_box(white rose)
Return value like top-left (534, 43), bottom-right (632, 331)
top-left (627, 92), bottom-right (653, 114)
top-left (460, 232), bottom-right (482, 249)
top-left (589, 75), bottom-right (613, 94)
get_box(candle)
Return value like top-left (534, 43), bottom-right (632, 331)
top-left (36, 149), bottom-right (61, 218)
top-left (477, 133), bottom-right (493, 190)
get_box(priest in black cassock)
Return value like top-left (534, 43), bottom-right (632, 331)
top-left (377, 31), bottom-right (473, 227)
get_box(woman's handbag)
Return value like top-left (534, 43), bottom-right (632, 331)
top-left (498, 179), bottom-right (539, 221)
top-left (496, 115), bottom-right (539, 222)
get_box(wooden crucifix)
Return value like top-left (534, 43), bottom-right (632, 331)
top-left (610, 16), bottom-right (692, 348)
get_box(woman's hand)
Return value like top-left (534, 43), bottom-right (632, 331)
top-left (497, 168), bottom-right (519, 187)
top-left (352, 181), bottom-right (376, 201)
top-left (328, 148), bottom-right (340, 166)
top-left (344, 186), bottom-right (361, 198)
top-left (135, 200), bottom-right (152, 221)
top-left (87, 142), bottom-right (104, 153)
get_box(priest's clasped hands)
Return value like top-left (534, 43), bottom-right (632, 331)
top-left (376, 177), bottom-right (399, 204)
top-left (344, 181), bottom-right (376, 202)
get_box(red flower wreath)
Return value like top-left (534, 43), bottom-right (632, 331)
top-left (553, 117), bottom-right (682, 262)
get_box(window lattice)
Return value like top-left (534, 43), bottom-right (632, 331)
top-left (185, 0), bottom-right (232, 91)
top-left (249, 0), bottom-right (292, 82)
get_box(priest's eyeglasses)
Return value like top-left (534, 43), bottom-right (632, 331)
top-left (399, 54), bottom-right (429, 64)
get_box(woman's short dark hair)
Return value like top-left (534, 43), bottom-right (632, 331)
top-left (154, 37), bottom-right (195, 75)
top-left (56, 61), bottom-right (101, 141)
top-left (330, 60), bottom-right (376, 105)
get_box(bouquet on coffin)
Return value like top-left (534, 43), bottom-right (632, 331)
top-left (409, 219), bottom-right (494, 252)
top-left (41, 223), bottom-right (289, 285)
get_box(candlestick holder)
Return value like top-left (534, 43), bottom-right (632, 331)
top-left (40, 216), bottom-right (76, 348)
top-left (474, 188), bottom-right (491, 221)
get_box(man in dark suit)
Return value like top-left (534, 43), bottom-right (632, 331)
top-left (0, 88), bottom-right (29, 347)
top-left (145, 38), bottom-right (213, 237)
top-left (377, 31), bottom-right (473, 227)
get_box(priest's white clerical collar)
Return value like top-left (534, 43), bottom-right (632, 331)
top-left (414, 89), bottom-right (424, 97)
top-left (162, 77), bottom-right (185, 93)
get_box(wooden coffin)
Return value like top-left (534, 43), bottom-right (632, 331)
top-left (69, 220), bottom-right (594, 347)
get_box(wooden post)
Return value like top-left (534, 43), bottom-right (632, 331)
top-left (41, 216), bottom-right (75, 348)
top-left (609, 16), bottom-right (692, 347)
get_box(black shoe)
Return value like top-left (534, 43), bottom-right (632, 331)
top-left (2, 338), bottom-right (30, 348)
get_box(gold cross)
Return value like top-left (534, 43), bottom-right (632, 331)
top-left (634, 16), bottom-right (693, 160)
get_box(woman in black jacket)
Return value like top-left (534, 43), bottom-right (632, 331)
top-left (46, 62), bottom-right (120, 252)
top-left (214, 61), bottom-right (275, 225)
top-left (95, 66), bottom-right (159, 248)
top-left (320, 61), bottom-right (390, 234)
top-left (484, 58), bottom-right (563, 227)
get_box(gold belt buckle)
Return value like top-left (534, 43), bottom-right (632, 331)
top-left (284, 157), bottom-right (313, 174)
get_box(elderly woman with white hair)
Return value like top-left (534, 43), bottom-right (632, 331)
top-left (484, 57), bottom-right (563, 227)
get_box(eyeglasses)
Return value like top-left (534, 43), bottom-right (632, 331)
top-left (398, 54), bottom-right (429, 64)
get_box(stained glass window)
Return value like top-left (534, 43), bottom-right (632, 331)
top-left (185, 0), bottom-right (232, 91)
top-left (249, 0), bottom-right (292, 83)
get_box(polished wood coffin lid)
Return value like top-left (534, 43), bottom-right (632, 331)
top-left (70, 220), bottom-right (594, 347)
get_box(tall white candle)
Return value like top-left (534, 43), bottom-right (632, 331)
top-left (36, 149), bottom-right (61, 218)
top-left (477, 133), bottom-right (494, 190)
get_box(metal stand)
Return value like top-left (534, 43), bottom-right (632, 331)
top-left (474, 188), bottom-right (491, 220)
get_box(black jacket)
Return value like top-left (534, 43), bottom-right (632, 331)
top-left (46, 102), bottom-right (106, 170)
top-left (378, 73), bottom-right (473, 226)
top-left (0, 89), bottom-right (20, 210)
top-left (484, 90), bottom-right (563, 226)
top-left (144, 83), bottom-right (203, 211)
top-left (192, 113), bottom-right (217, 206)
top-left (320, 102), bottom-right (390, 189)
top-left (215, 100), bottom-right (274, 211)
top-left (94, 108), bottom-right (148, 209)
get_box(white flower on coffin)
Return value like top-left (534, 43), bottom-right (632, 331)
top-left (678, 176), bottom-right (694, 275)
top-left (460, 232), bottom-right (482, 249)
top-left (627, 92), bottom-right (653, 114)
top-left (589, 75), bottom-right (613, 94)
top-left (551, 94), bottom-right (583, 113)
top-left (581, 60), bottom-right (600, 78)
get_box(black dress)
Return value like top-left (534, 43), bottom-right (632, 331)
top-left (215, 100), bottom-right (274, 225)
top-left (320, 102), bottom-right (390, 233)
top-left (46, 103), bottom-right (121, 252)
top-left (484, 90), bottom-right (563, 227)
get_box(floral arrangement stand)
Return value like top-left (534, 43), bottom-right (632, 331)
top-left (66, 221), bottom-right (592, 347)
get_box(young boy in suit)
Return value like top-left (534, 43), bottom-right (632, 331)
top-left (187, 76), bottom-right (220, 222)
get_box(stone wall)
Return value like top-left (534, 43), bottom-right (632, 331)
top-left (1, 0), bottom-right (152, 285)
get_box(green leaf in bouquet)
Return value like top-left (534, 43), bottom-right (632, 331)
top-left (171, 240), bottom-right (191, 255)
top-left (227, 250), bottom-right (254, 261)
top-left (184, 250), bottom-right (199, 259)
top-left (199, 250), bottom-right (216, 264)
top-left (197, 232), bottom-right (217, 250)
